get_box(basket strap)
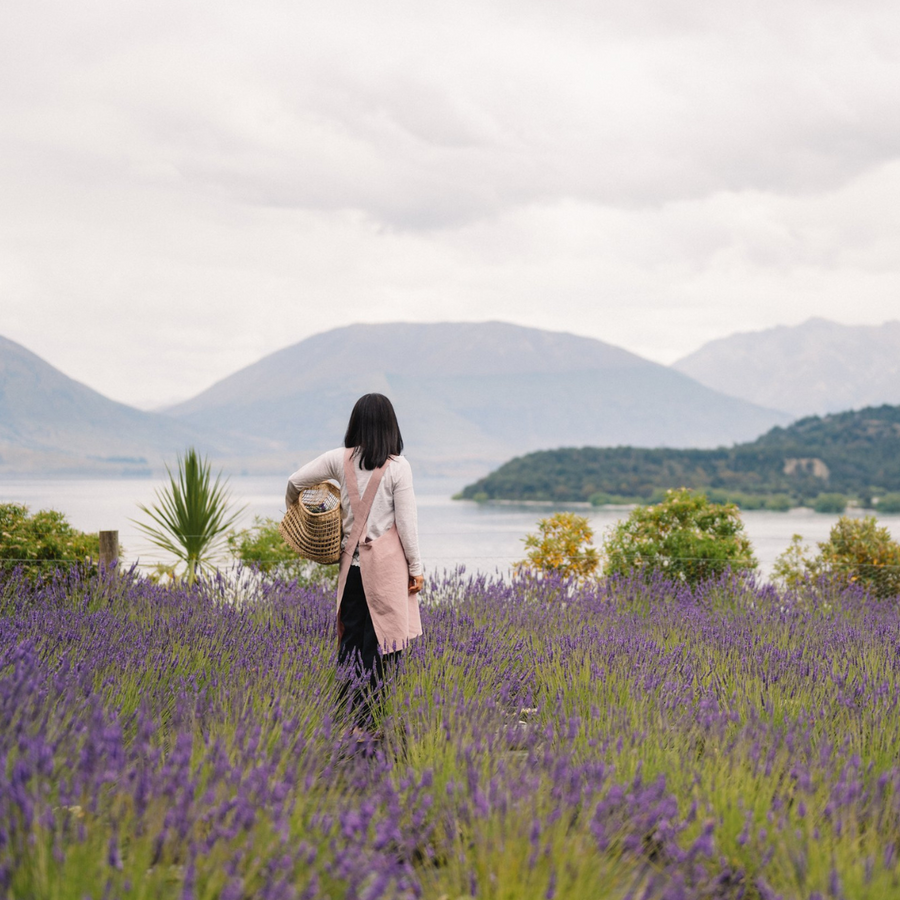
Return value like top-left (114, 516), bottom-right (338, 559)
top-left (343, 448), bottom-right (390, 553)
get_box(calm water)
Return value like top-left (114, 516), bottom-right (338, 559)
top-left (3, 476), bottom-right (898, 579)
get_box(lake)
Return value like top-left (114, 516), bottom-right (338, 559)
top-left (2, 476), bottom-right (899, 579)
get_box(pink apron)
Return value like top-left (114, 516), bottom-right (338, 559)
top-left (336, 449), bottom-right (423, 653)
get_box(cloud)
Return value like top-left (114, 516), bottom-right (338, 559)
top-left (7, 0), bottom-right (900, 225)
top-left (1, 0), bottom-right (899, 405)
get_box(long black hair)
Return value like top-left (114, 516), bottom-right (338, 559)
top-left (344, 393), bottom-right (404, 470)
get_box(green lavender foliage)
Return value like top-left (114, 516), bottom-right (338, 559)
top-left (133, 447), bottom-right (244, 584)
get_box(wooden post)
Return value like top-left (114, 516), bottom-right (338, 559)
top-left (99, 531), bottom-right (119, 570)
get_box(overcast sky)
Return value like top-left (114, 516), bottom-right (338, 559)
top-left (3, 0), bottom-right (899, 409)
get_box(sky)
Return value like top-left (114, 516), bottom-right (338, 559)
top-left (2, 0), bottom-right (899, 409)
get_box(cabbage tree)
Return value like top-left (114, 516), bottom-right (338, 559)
top-left (134, 448), bottom-right (243, 585)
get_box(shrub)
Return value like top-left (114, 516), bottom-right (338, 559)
top-left (707, 490), bottom-right (767, 510)
top-left (819, 516), bottom-right (900, 598)
top-left (774, 516), bottom-right (900, 598)
top-left (813, 493), bottom-right (847, 513)
top-left (589, 492), bottom-right (640, 507)
top-left (602, 488), bottom-right (757, 585)
top-left (772, 534), bottom-right (814, 589)
top-left (877, 493), bottom-right (900, 514)
top-left (517, 512), bottom-right (600, 581)
top-left (765, 494), bottom-right (793, 512)
top-left (0, 503), bottom-right (100, 578)
top-left (227, 516), bottom-right (338, 587)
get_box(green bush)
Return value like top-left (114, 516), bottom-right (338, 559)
top-left (813, 493), bottom-right (847, 513)
top-left (877, 493), bottom-right (900, 514)
top-left (706, 489), bottom-right (767, 510)
top-left (227, 517), bottom-right (338, 588)
top-left (708, 490), bottom-right (794, 511)
top-left (772, 534), bottom-right (813, 590)
top-left (0, 503), bottom-right (100, 578)
top-left (589, 492), bottom-right (640, 507)
top-left (819, 516), bottom-right (900, 598)
top-left (774, 516), bottom-right (900, 598)
top-left (602, 488), bottom-right (757, 585)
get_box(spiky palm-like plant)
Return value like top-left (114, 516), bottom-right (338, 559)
top-left (134, 448), bottom-right (244, 585)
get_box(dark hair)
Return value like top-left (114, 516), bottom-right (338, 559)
top-left (344, 393), bottom-right (404, 470)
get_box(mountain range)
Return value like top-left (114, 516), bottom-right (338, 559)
top-left (1, 322), bottom-right (789, 479)
top-left (0, 335), bottom-right (272, 477)
top-left (674, 318), bottom-right (900, 416)
top-left (162, 322), bottom-right (791, 477)
top-left (3, 318), bottom-right (898, 481)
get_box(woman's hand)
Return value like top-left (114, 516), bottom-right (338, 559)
top-left (408, 574), bottom-right (424, 594)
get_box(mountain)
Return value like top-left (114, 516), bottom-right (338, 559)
top-left (672, 318), bottom-right (900, 417)
top-left (0, 335), bottom-right (250, 476)
top-left (458, 404), bottom-right (900, 504)
top-left (165, 322), bottom-right (791, 478)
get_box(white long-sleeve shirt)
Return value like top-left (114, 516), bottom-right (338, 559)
top-left (285, 447), bottom-right (423, 577)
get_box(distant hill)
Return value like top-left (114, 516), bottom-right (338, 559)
top-left (164, 322), bottom-right (791, 478)
top-left (673, 318), bottom-right (900, 416)
top-left (458, 404), bottom-right (900, 504)
top-left (0, 335), bottom-right (249, 476)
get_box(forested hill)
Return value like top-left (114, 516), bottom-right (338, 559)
top-left (457, 405), bottom-right (900, 504)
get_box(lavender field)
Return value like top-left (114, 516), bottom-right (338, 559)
top-left (2, 567), bottom-right (900, 899)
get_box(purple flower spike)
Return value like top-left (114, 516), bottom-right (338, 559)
top-left (107, 831), bottom-right (122, 870)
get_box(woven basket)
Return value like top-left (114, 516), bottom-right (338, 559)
top-left (279, 482), bottom-right (342, 564)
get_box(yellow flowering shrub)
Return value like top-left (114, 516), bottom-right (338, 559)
top-left (517, 512), bottom-right (600, 581)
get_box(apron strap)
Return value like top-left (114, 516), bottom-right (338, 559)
top-left (342, 448), bottom-right (390, 554)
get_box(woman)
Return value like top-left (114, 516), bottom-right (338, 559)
top-left (285, 393), bottom-right (424, 728)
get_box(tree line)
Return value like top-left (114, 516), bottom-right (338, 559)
top-left (458, 404), bottom-right (900, 509)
